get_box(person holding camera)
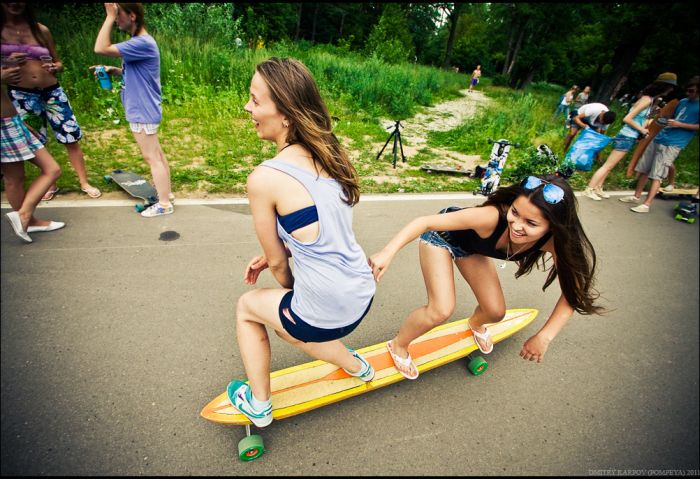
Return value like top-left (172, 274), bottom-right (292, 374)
top-left (583, 73), bottom-right (677, 201)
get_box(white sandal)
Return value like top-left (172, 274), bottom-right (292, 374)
top-left (387, 340), bottom-right (419, 380)
top-left (468, 320), bottom-right (493, 354)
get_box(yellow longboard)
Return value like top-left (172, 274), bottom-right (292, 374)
top-left (202, 309), bottom-right (537, 460)
top-left (202, 309), bottom-right (537, 427)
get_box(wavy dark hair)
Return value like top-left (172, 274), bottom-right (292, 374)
top-left (481, 174), bottom-right (604, 315)
top-left (255, 57), bottom-right (360, 205)
top-left (0, 3), bottom-right (49, 48)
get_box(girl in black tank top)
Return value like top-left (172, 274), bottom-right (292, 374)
top-left (369, 175), bottom-right (602, 380)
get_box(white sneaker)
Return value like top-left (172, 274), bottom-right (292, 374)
top-left (594, 186), bottom-right (610, 199)
top-left (630, 204), bottom-right (650, 213)
top-left (141, 202), bottom-right (174, 217)
top-left (583, 187), bottom-right (601, 201)
top-left (619, 195), bottom-right (641, 203)
top-left (661, 185), bottom-right (674, 193)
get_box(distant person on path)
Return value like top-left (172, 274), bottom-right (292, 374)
top-left (583, 74), bottom-right (677, 201)
top-left (226, 57), bottom-right (376, 427)
top-left (562, 102), bottom-right (617, 153)
top-left (468, 65), bottom-right (482, 92)
top-left (555, 85), bottom-right (578, 120)
top-left (2, 62), bottom-right (64, 243)
top-left (620, 75), bottom-right (699, 213)
top-left (1, 2), bottom-right (101, 201)
top-left (369, 174), bottom-right (602, 379)
top-left (93, 2), bottom-right (173, 217)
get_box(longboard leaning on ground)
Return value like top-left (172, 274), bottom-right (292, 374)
top-left (201, 308), bottom-right (538, 461)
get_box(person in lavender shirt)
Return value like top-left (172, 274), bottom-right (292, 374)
top-left (92, 3), bottom-right (173, 217)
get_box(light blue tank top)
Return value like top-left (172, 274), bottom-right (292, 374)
top-left (618, 97), bottom-right (652, 138)
top-left (261, 159), bottom-right (375, 329)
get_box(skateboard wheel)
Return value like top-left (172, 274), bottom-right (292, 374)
top-left (135, 204), bottom-right (145, 213)
top-left (675, 213), bottom-right (683, 221)
top-left (689, 218), bottom-right (696, 224)
top-left (103, 175), bottom-right (113, 184)
top-left (238, 434), bottom-right (265, 461)
top-left (467, 355), bottom-right (488, 376)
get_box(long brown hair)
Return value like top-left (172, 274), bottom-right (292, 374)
top-left (117, 3), bottom-right (146, 36)
top-left (482, 174), bottom-right (604, 315)
top-left (0, 3), bottom-right (49, 48)
top-left (255, 57), bottom-right (360, 206)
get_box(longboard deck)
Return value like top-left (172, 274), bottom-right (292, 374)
top-left (201, 308), bottom-right (538, 425)
top-left (107, 170), bottom-right (158, 202)
top-left (421, 164), bottom-right (473, 175)
top-left (655, 188), bottom-right (698, 200)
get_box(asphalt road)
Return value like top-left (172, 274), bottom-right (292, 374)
top-left (1, 191), bottom-right (698, 475)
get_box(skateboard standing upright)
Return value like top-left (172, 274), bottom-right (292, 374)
top-left (104, 169), bottom-right (158, 213)
top-left (474, 138), bottom-right (520, 196)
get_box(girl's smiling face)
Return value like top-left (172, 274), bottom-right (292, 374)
top-left (243, 72), bottom-right (287, 145)
top-left (506, 195), bottom-right (551, 245)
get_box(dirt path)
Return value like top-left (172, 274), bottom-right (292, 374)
top-left (368, 89), bottom-right (493, 184)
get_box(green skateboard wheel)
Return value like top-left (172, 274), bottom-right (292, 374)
top-left (467, 355), bottom-right (488, 376)
top-left (689, 218), bottom-right (696, 224)
top-left (675, 213), bottom-right (683, 221)
top-left (103, 175), bottom-right (112, 184)
top-left (238, 434), bottom-right (265, 461)
top-left (135, 204), bottom-right (145, 213)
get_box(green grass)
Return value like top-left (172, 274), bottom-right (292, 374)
top-left (6, 4), bottom-right (697, 197)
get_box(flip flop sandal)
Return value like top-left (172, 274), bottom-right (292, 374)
top-left (41, 188), bottom-right (59, 201)
top-left (81, 186), bottom-right (102, 198)
top-left (469, 320), bottom-right (493, 355)
top-left (387, 340), bottom-right (419, 380)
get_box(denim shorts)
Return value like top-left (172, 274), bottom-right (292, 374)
top-left (419, 230), bottom-right (470, 260)
top-left (611, 134), bottom-right (637, 152)
top-left (279, 291), bottom-right (373, 343)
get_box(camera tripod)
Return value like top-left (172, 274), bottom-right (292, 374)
top-left (376, 120), bottom-right (406, 168)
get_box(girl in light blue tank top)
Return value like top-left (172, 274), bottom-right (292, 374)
top-left (584, 79), bottom-right (676, 199)
top-left (262, 158), bottom-right (375, 329)
top-left (222, 58), bottom-right (377, 428)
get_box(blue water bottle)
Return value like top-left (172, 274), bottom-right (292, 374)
top-left (95, 66), bottom-right (112, 90)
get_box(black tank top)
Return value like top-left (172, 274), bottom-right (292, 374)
top-left (436, 206), bottom-right (551, 261)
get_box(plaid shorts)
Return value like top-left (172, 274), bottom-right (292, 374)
top-left (1, 115), bottom-right (44, 163)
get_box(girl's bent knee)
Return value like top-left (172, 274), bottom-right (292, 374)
top-left (426, 305), bottom-right (453, 327)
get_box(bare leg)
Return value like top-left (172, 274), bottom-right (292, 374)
top-left (1, 149), bottom-right (61, 230)
top-left (587, 149), bottom-right (627, 189)
top-left (455, 254), bottom-right (506, 352)
top-left (235, 288), bottom-right (364, 401)
top-left (132, 131), bottom-right (172, 206)
top-left (389, 242), bottom-right (457, 376)
top-left (64, 142), bottom-right (99, 194)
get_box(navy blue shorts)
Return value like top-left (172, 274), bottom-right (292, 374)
top-left (279, 291), bottom-right (373, 343)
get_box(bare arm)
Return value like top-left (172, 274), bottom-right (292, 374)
top-left (622, 96), bottom-right (652, 136)
top-left (94, 3), bottom-right (122, 57)
top-left (38, 24), bottom-right (62, 74)
top-left (519, 242), bottom-right (574, 362)
top-left (246, 168), bottom-right (294, 289)
top-left (368, 205), bottom-right (499, 281)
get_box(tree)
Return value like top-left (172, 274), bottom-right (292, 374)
top-left (365, 4), bottom-right (415, 64)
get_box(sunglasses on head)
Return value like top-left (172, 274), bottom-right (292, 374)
top-left (520, 176), bottom-right (565, 204)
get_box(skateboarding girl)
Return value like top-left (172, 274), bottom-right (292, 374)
top-left (369, 174), bottom-right (603, 379)
top-left (227, 57), bottom-right (376, 427)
